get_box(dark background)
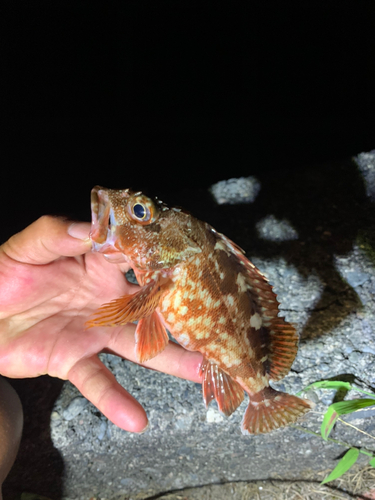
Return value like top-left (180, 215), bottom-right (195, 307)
top-left (3, 1), bottom-right (375, 236)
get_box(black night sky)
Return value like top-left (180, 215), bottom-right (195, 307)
top-left (3, 2), bottom-right (375, 240)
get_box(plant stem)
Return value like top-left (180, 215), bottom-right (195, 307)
top-left (352, 387), bottom-right (375, 399)
top-left (337, 417), bottom-right (375, 441)
top-left (291, 425), bottom-right (374, 458)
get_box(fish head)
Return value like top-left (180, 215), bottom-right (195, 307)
top-left (90, 186), bottom-right (201, 270)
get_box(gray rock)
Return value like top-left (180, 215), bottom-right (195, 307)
top-left (125, 268), bottom-right (138, 284)
top-left (62, 397), bottom-right (88, 421)
top-left (345, 407), bottom-right (375, 422)
top-left (256, 215), bottom-right (299, 241)
top-left (354, 150), bottom-right (375, 201)
top-left (96, 420), bottom-right (107, 441)
top-left (210, 176), bottom-right (261, 204)
top-left (343, 270), bottom-right (369, 288)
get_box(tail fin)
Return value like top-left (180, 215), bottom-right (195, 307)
top-left (241, 386), bottom-right (313, 435)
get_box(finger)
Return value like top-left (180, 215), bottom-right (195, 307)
top-left (68, 355), bottom-right (148, 433)
top-left (107, 326), bottom-right (203, 384)
top-left (142, 343), bottom-right (203, 383)
top-left (1, 216), bottom-right (92, 265)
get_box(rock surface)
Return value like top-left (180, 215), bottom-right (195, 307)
top-left (4, 153), bottom-right (375, 499)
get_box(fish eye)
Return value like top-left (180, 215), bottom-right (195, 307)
top-left (133, 203), bottom-right (147, 220)
top-left (127, 194), bottom-right (158, 225)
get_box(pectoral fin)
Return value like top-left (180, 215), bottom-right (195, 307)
top-left (199, 358), bottom-right (244, 417)
top-left (86, 279), bottom-right (164, 328)
top-left (135, 311), bottom-right (169, 362)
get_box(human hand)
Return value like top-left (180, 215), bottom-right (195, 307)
top-left (0, 216), bottom-right (202, 432)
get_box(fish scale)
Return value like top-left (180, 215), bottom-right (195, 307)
top-left (86, 186), bottom-right (313, 434)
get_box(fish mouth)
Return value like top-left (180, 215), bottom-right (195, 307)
top-left (90, 186), bottom-right (116, 253)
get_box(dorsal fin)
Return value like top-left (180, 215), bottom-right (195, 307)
top-left (216, 231), bottom-right (299, 381)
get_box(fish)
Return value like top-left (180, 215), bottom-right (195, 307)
top-left (86, 186), bottom-right (313, 434)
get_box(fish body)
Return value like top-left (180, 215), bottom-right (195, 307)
top-left (87, 186), bottom-right (312, 434)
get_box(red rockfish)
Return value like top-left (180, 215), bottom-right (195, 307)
top-left (86, 186), bottom-right (312, 434)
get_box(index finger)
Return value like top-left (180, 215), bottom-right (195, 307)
top-left (106, 326), bottom-right (203, 384)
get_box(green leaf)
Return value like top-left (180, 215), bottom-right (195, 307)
top-left (370, 457), bottom-right (375, 468)
top-left (297, 381), bottom-right (352, 395)
top-left (298, 380), bottom-right (375, 398)
top-left (321, 399), bottom-right (375, 440)
top-left (321, 408), bottom-right (339, 441)
top-left (331, 398), bottom-right (375, 415)
top-left (313, 381), bottom-right (352, 391)
top-left (321, 448), bottom-right (359, 484)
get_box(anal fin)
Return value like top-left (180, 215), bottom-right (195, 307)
top-left (241, 386), bottom-right (313, 435)
top-left (199, 358), bottom-right (244, 417)
top-left (135, 311), bottom-right (169, 363)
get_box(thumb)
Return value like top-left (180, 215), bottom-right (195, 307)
top-left (1, 216), bottom-right (92, 265)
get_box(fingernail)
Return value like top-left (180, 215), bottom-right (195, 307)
top-left (67, 222), bottom-right (91, 242)
top-left (138, 421), bottom-right (150, 434)
top-left (103, 253), bottom-right (127, 263)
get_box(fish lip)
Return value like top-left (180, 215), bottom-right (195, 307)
top-left (90, 186), bottom-right (121, 254)
top-left (90, 185), bottom-right (133, 254)
top-left (90, 186), bottom-right (110, 247)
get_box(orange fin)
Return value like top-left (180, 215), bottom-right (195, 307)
top-left (199, 358), bottom-right (244, 417)
top-left (217, 231), bottom-right (299, 381)
top-left (266, 319), bottom-right (299, 381)
top-left (241, 386), bottom-right (313, 435)
top-left (86, 279), bottom-right (163, 328)
top-left (135, 311), bottom-right (169, 363)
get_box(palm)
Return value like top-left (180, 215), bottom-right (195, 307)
top-left (0, 250), bottom-right (133, 378)
top-left (0, 217), bottom-right (202, 432)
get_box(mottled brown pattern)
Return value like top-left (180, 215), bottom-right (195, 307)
top-left (87, 186), bottom-right (313, 434)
